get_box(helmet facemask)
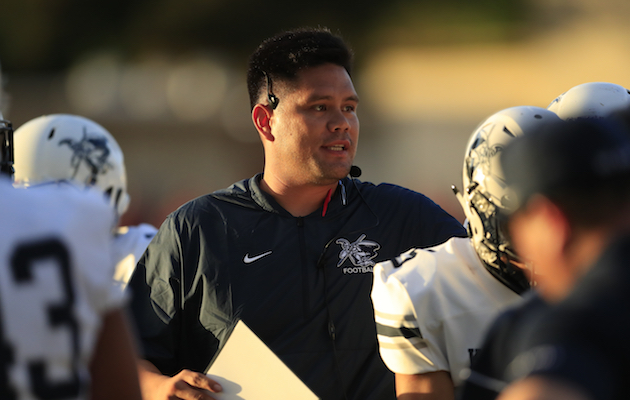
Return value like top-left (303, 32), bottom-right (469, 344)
top-left (456, 183), bottom-right (529, 294)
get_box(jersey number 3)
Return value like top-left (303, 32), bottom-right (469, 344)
top-left (0, 238), bottom-right (81, 399)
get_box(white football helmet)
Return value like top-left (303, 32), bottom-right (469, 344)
top-left (13, 114), bottom-right (130, 216)
top-left (453, 106), bottom-right (561, 293)
top-left (547, 82), bottom-right (630, 120)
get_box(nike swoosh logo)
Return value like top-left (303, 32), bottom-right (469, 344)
top-left (243, 251), bottom-right (273, 264)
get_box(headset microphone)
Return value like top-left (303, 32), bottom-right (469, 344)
top-left (349, 165), bottom-right (362, 178)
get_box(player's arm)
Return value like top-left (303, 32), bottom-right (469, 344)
top-left (137, 359), bottom-right (223, 400)
top-left (89, 308), bottom-right (142, 400)
top-left (373, 253), bottom-right (454, 398)
top-left (396, 371), bottom-right (455, 400)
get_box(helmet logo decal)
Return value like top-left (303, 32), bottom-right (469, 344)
top-left (472, 130), bottom-right (503, 157)
top-left (336, 234), bottom-right (381, 274)
top-left (466, 129), bottom-right (505, 185)
top-left (59, 127), bottom-right (112, 184)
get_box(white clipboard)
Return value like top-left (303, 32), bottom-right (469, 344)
top-left (205, 320), bottom-right (318, 399)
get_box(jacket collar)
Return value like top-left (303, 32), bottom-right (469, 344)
top-left (248, 173), bottom-right (356, 218)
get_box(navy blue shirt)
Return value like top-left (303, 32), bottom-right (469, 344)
top-left (128, 174), bottom-right (466, 400)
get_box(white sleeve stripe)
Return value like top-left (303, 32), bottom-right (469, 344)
top-left (374, 316), bottom-right (419, 330)
top-left (377, 336), bottom-right (428, 350)
top-left (376, 322), bottom-right (423, 339)
top-left (374, 309), bottom-right (417, 322)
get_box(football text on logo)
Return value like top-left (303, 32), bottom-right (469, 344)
top-left (336, 234), bottom-right (381, 274)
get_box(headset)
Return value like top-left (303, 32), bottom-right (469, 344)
top-left (264, 72), bottom-right (279, 110)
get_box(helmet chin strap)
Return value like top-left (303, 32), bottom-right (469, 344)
top-left (487, 254), bottom-right (530, 295)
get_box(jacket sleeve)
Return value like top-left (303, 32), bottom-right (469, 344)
top-left (127, 215), bottom-right (224, 378)
top-left (375, 183), bottom-right (467, 249)
top-left (126, 214), bottom-right (185, 375)
top-left (412, 192), bottom-right (467, 247)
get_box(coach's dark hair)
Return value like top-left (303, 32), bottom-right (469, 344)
top-left (246, 27), bottom-right (354, 110)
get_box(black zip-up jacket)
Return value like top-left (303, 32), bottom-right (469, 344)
top-left (128, 174), bottom-right (466, 400)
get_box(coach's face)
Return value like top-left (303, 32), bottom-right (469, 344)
top-left (264, 63), bottom-right (360, 186)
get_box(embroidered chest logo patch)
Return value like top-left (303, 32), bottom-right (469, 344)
top-left (336, 234), bottom-right (381, 274)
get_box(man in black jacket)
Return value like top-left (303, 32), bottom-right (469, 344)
top-left (129, 27), bottom-right (466, 400)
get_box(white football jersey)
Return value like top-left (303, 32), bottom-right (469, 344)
top-left (0, 179), bottom-right (123, 400)
top-left (112, 223), bottom-right (157, 290)
top-left (371, 237), bottom-right (523, 386)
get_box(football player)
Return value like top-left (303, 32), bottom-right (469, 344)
top-left (371, 106), bottom-right (561, 399)
top-left (12, 114), bottom-right (157, 290)
top-left (0, 113), bottom-right (141, 399)
top-left (474, 116), bottom-right (630, 400)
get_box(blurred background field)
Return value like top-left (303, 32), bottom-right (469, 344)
top-left (2, 0), bottom-right (629, 227)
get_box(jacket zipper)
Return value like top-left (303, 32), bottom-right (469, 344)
top-left (297, 216), bottom-right (310, 318)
